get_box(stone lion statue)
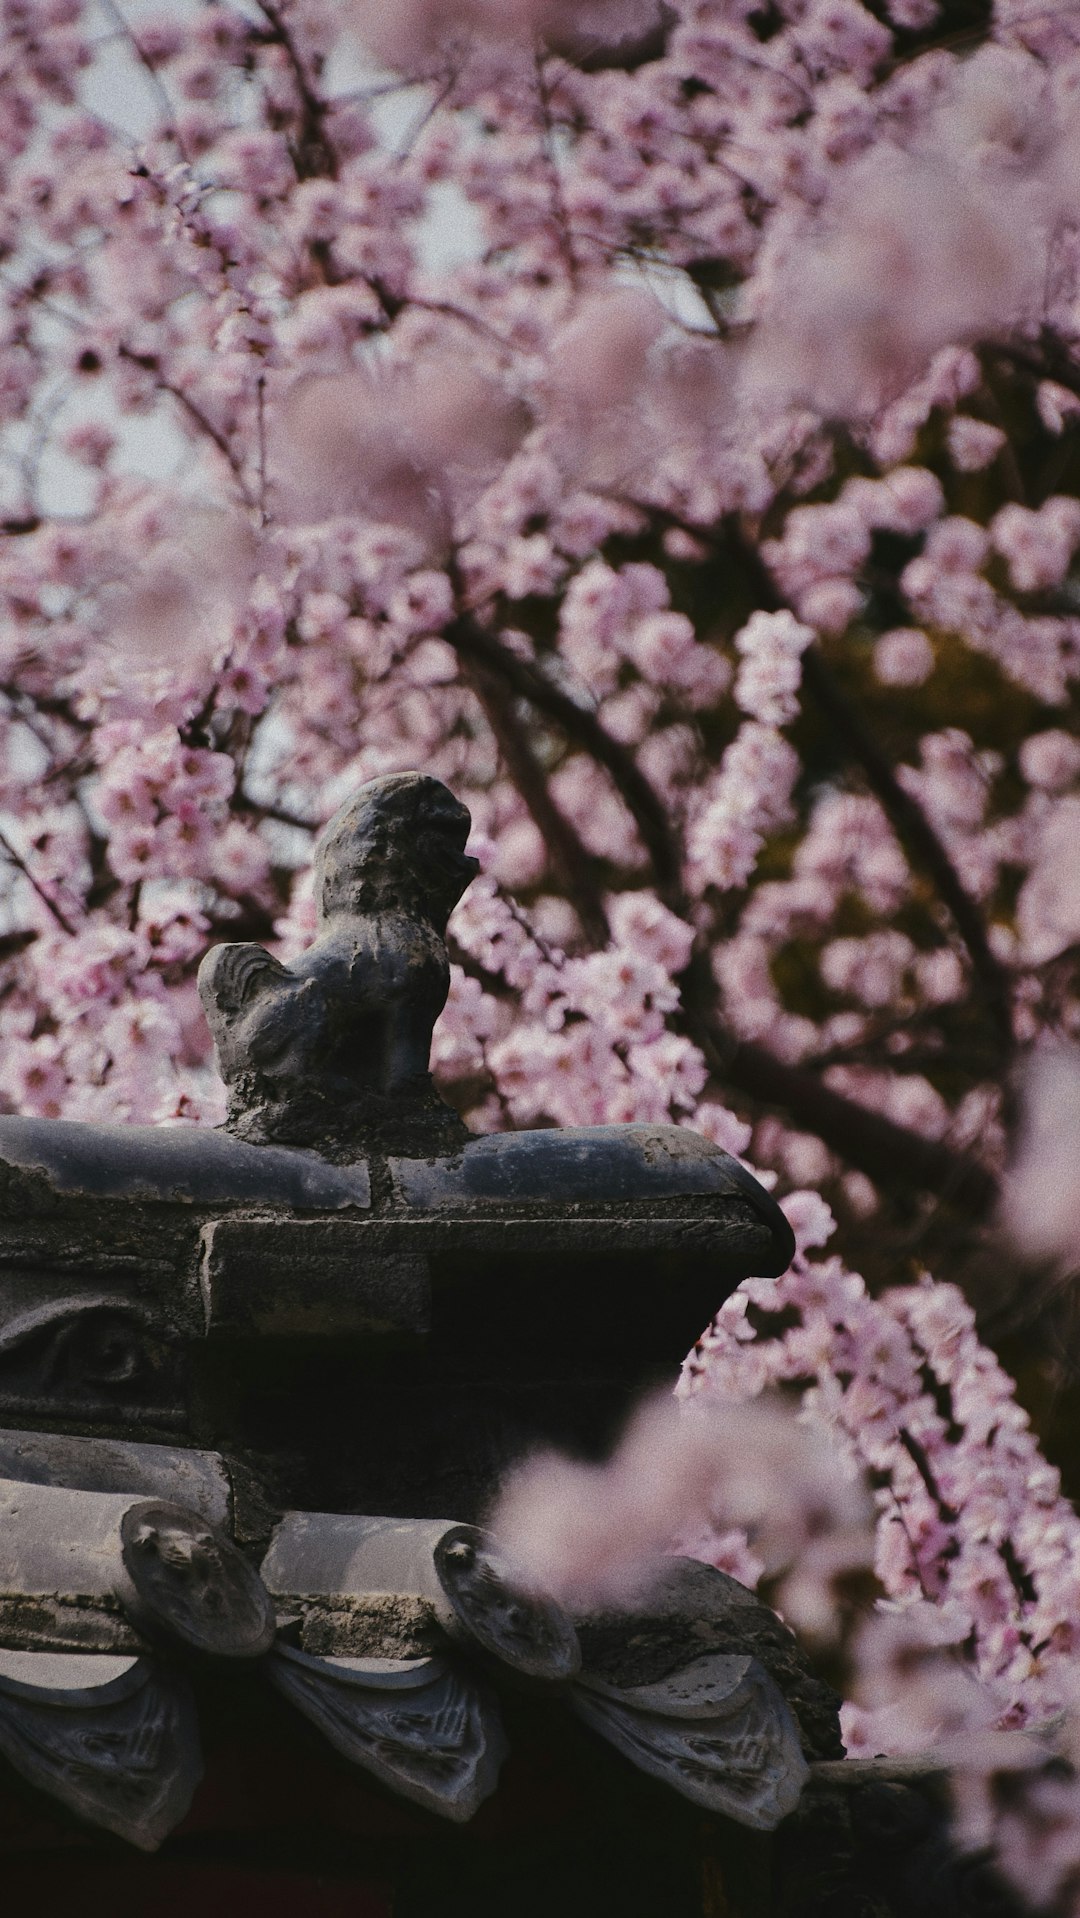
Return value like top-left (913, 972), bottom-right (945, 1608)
top-left (197, 772), bottom-right (479, 1153)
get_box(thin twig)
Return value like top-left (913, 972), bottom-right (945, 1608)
top-left (446, 609), bottom-right (683, 900)
top-left (96, 0), bottom-right (185, 153)
top-left (120, 347), bottom-right (256, 506)
top-left (0, 829), bottom-right (77, 935)
top-left (18, 378), bottom-right (70, 520)
top-left (800, 646), bottom-right (1014, 1052)
top-left (256, 372), bottom-right (268, 527)
top-left (463, 653), bottom-right (609, 947)
top-left (533, 47), bottom-right (578, 284)
top-left (396, 68), bottom-right (460, 160)
top-left (409, 297), bottom-right (519, 353)
top-left (706, 1028), bottom-right (998, 1213)
top-left (728, 517), bottom-right (1015, 1053)
top-left (0, 267), bottom-right (84, 331)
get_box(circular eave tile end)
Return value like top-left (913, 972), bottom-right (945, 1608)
top-left (435, 1524), bottom-right (580, 1682)
top-left (120, 1499), bottom-right (276, 1659)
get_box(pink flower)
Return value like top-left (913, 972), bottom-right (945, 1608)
top-left (549, 287), bottom-right (667, 414)
top-left (1037, 380), bottom-right (1080, 435)
top-left (692, 1102), bottom-right (753, 1159)
top-left (782, 1190), bottom-right (837, 1254)
top-left (1019, 728), bottom-right (1080, 791)
top-left (947, 416), bottom-right (1005, 472)
top-left (0, 1035), bottom-right (66, 1118)
top-left (1016, 798), bottom-right (1080, 962)
top-left (733, 609), bottom-right (815, 726)
top-left (991, 498), bottom-right (1080, 593)
top-left (874, 627), bottom-right (935, 686)
top-left (745, 144), bottom-right (1037, 417)
top-left (607, 892), bottom-right (695, 975)
top-left (62, 420), bottom-right (116, 468)
top-left (108, 823), bottom-right (159, 883)
top-left (798, 577), bottom-right (863, 633)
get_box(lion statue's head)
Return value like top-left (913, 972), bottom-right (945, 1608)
top-left (314, 772), bottom-right (479, 930)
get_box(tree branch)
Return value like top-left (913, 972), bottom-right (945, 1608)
top-left (256, 372), bottom-right (268, 527)
top-left (462, 653), bottom-right (610, 947)
top-left (729, 518), bottom-right (1014, 1052)
top-left (673, 944), bottom-right (997, 1213)
top-left (448, 587), bottom-right (1000, 1214)
top-left (253, 0), bottom-right (338, 180)
top-left (533, 49), bottom-right (578, 284)
top-left (0, 929), bottom-right (38, 964)
top-left (720, 1036), bottom-right (997, 1214)
top-left (118, 346), bottom-right (255, 506)
top-left (799, 645), bottom-right (1013, 1051)
top-left (446, 612), bottom-right (684, 901)
top-left (0, 829), bottom-right (77, 935)
top-left (97, 0), bottom-right (184, 151)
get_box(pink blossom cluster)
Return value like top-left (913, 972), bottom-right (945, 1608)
top-left (445, 871), bottom-right (713, 1128)
top-left (687, 1198), bottom-right (1080, 1747)
top-left (490, 1385), bottom-right (873, 1622)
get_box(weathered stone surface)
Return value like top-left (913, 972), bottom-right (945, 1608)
top-left (262, 1510), bottom-right (456, 1608)
top-left (390, 1123), bottom-right (795, 1269)
top-left (267, 1645), bottom-right (506, 1822)
top-left (0, 1596), bottom-right (141, 1657)
top-left (0, 776), bottom-right (795, 1478)
top-left (199, 1220), bottom-right (430, 1337)
top-left (260, 1513), bottom-right (813, 1834)
top-left (262, 1512), bottom-right (579, 1679)
top-left (0, 1649), bottom-right (202, 1849)
top-left (0, 1114), bottom-right (370, 1210)
top-left (285, 1593), bottom-right (437, 1661)
top-left (198, 773), bottom-right (478, 1155)
top-left (575, 1558), bottom-right (844, 1763)
top-left (0, 1478), bottom-right (143, 1606)
top-left (0, 774), bottom-right (827, 1851)
top-left (0, 1431), bottom-right (231, 1527)
top-left (0, 1479), bottom-right (274, 1661)
top-left (0, 1165), bottom-right (789, 1525)
top-left (572, 1651), bottom-right (808, 1829)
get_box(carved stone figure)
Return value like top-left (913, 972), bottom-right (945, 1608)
top-left (198, 772), bottom-right (479, 1153)
top-left (0, 1292), bottom-right (183, 1430)
top-left (0, 1481), bottom-right (275, 1662)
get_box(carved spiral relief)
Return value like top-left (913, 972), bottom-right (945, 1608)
top-left (0, 1295), bottom-right (182, 1421)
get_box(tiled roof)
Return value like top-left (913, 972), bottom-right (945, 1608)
top-left (0, 1438), bottom-right (820, 1846)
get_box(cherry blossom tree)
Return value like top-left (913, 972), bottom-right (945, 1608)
top-left (6, 0), bottom-right (1080, 1883)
